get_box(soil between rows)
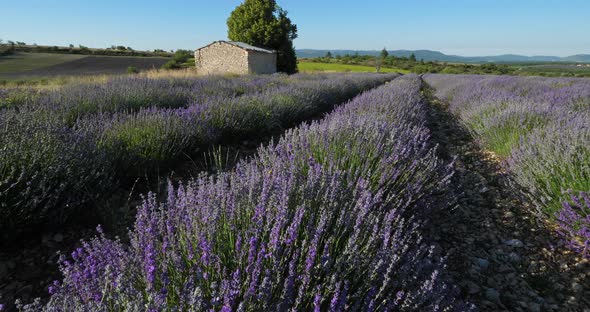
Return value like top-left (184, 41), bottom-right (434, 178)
top-left (420, 77), bottom-right (589, 312)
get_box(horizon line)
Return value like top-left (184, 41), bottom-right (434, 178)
top-left (295, 48), bottom-right (590, 58)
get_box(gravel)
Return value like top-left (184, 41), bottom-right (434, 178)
top-left (422, 80), bottom-right (590, 311)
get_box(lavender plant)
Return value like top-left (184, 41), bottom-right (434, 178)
top-left (425, 73), bottom-right (590, 257)
top-left (0, 87), bottom-right (43, 109)
top-left (1, 73), bottom-right (396, 242)
top-left (0, 109), bottom-right (113, 238)
top-left (81, 73), bottom-right (398, 171)
top-left (556, 193), bottom-right (590, 258)
top-left (28, 75), bottom-right (282, 123)
top-left (22, 73), bottom-right (391, 124)
top-left (20, 76), bottom-right (471, 311)
top-left (507, 113), bottom-right (590, 214)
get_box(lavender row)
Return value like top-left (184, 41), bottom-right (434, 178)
top-left (7, 73), bottom-right (386, 121)
top-left (78, 73), bottom-right (399, 170)
top-left (18, 76), bottom-right (472, 311)
top-left (0, 109), bottom-right (114, 237)
top-left (5, 74), bottom-right (289, 117)
top-left (424, 74), bottom-right (590, 257)
top-left (0, 73), bottom-right (397, 241)
top-left (424, 74), bottom-right (589, 157)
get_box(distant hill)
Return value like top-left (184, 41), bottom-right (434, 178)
top-left (296, 49), bottom-right (590, 64)
top-left (563, 54), bottom-right (590, 62)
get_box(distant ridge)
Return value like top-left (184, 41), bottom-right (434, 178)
top-left (296, 49), bottom-right (590, 63)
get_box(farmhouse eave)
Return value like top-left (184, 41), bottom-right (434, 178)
top-left (195, 41), bottom-right (275, 54)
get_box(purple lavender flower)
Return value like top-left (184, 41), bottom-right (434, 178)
top-left (21, 75), bottom-right (471, 311)
top-left (426, 73), bottom-right (590, 259)
top-left (556, 193), bottom-right (590, 258)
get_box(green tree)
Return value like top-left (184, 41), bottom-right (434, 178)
top-left (227, 0), bottom-right (298, 73)
top-left (173, 49), bottom-right (192, 63)
top-left (409, 53), bottom-right (417, 62)
top-left (375, 57), bottom-right (382, 72)
top-left (162, 60), bottom-right (180, 70)
top-left (325, 51), bottom-right (332, 59)
top-left (380, 47), bottom-right (388, 59)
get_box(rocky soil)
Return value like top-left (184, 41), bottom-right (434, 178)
top-left (422, 79), bottom-right (589, 312)
top-left (0, 227), bottom-right (96, 311)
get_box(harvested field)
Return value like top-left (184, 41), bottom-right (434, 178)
top-left (0, 53), bottom-right (170, 79)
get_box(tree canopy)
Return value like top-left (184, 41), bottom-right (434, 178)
top-left (227, 0), bottom-right (298, 73)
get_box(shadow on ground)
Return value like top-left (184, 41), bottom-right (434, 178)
top-left (420, 77), bottom-right (589, 311)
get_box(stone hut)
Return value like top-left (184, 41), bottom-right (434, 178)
top-left (194, 41), bottom-right (277, 75)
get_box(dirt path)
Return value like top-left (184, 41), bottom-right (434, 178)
top-left (420, 78), bottom-right (589, 311)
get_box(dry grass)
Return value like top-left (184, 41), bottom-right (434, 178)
top-left (0, 69), bottom-right (203, 89)
top-left (139, 68), bottom-right (201, 79)
top-left (0, 74), bottom-right (112, 89)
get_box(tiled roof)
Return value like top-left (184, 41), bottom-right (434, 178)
top-left (196, 41), bottom-right (276, 54)
top-left (226, 41), bottom-right (275, 53)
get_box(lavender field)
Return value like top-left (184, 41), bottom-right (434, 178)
top-left (425, 74), bottom-right (590, 257)
top-left (1, 73), bottom-right (396, 240)
top-left (1, 72), bottom-right (589, 311)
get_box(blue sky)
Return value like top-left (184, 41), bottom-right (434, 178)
top-left (1, 0), bottom-right (589, 56)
